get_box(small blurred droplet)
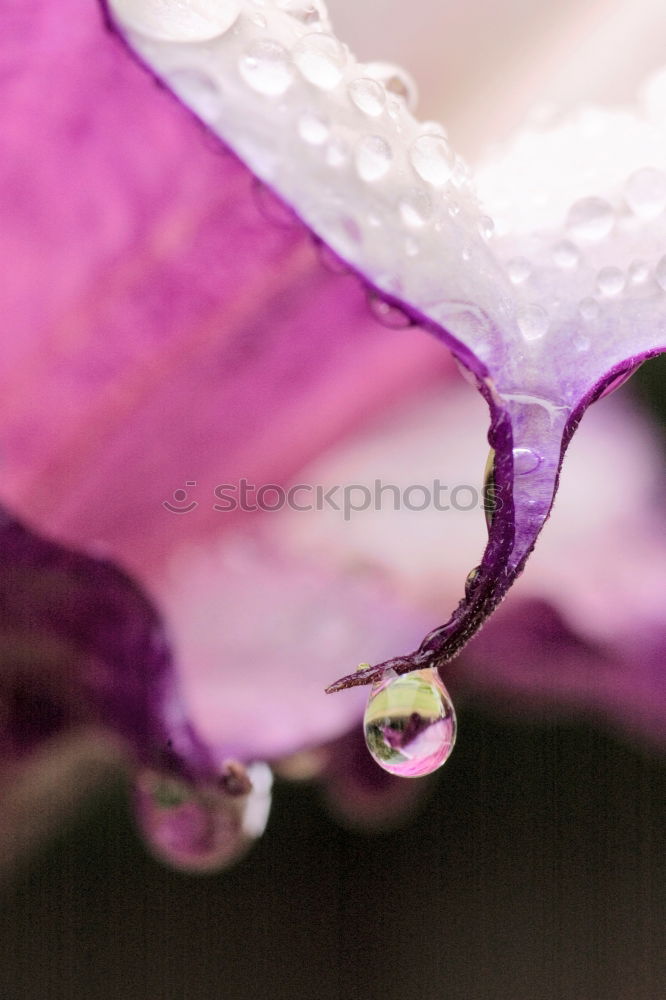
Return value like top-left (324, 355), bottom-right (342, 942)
top-left (368, 292), bottom-right (412, 328)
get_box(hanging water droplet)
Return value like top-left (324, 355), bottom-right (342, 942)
top-left (398, 187), bottom-right (433, 228)
top-left (409, 134), bottom-right (454, 187)
top-left (365, 62), bottom-right (418, 111)
top-left (368, 292), bottom-right (412, 328)
top-left (654, 255), bottom-right (666, 290)
top-left (596, 266), bottom-right (625, 296)
top-left (506, 257), bottom-right (532, 285)
top-left (578, 296), bottom-right (600, 321)
top-left (134, 764), bottom-right (271, 873)
top-left (364, 668), bottom-right (456, 777)
top-left (624, 166), bottom-right (666, 219)
top-left (566, 196), bottom-right (614, 242)
top-left (355, 135), bottom-right (392, 182)
top-left (552, 240), bottom-right (580, 269)
top-left (513, 447), bottom-right (541, 475)
top-left (298, 110), bottom-right (329, 145)
top-left (483, 448), bottom-right (496, 532)
top-left (293, 33), bottom-right (346, 90)
top-left (348, 77), bottom-right (386, 117)
top-left (113, 0), bottom-right (241, 42)
top-left (240, 39), bottom-right (294, 96)
top-left (516, 303), bottom-right (549, 341)
top-left (628, 259), bottom-right (649, 284)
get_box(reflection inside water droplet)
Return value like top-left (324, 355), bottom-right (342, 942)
top-left (364, 668), bottom-right (456, 777)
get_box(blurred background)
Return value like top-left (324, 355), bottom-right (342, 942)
top-left (2, 1), bottom-right (665, 997)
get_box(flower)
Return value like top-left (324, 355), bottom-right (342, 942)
top-left (1, 0), bottom-right (665, 869)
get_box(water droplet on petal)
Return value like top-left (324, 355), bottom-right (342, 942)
top-left (240, 39), bottom-right (294, 96)
top-left (368, 292), bottom-right (412, 328)
top-left (348, 77), bottom-right (386, 117)
top-left (628, 259), bottom-right (649, 284)
top-left (596, 266), bottom-right (625, 296)
top-left (566, 196), bottom-right (614, 242)
top-left (506, 257), bottom-right (532, 284)
top-left (398, 187), bottom-right (433, 228)
top-left (113, 0), bottom-right (241, 42)
top-left (134, 765), bottom-right (271, 873)
top-left (298, 110), bottom-right (329, 145)
top-left (654, 255), bottom-right (666, 290)
top-left (516, 303), bottom-right (549, 341)
top-left (355, 135), bottom-right (392, 182)
top-left (276, 0), bottom-right (325, 25)
top-left (294, 33), bottom-right (346, 90)
top-left (624, 166), bottom-right (666, 219)
top-left (325, 137), bottom-right (349, 169)
top-left (578, 296), bottom-right (600, 321)
top-left (364, 668), bottom-right (456, 777)
top-left (552, 240), bottom-right (580, 269)
top-left (513, 447), bottom-right (541, 475)
top-left (409, 134), bottom-right (454, 187)
top-left (365, 62), bottom-right (418, 111)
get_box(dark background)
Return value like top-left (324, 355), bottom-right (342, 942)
top-left (1, 706), bottom-right (664, 1000)
top-left (1, 363), bottom-right (664, 1000)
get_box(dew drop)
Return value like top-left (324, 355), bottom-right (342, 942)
top-left (276, 0), bottom-right (325, 25)
top-left (298, 110), bottom-right (329, 145)
top-left (516, 303), bottom-right (549, 341)
top-left (113, 0), bottom-right (241, 42)
top-left (364, 668), bottom-right (456, 777)
top-left (134, 764), bottom-right (272, 873)
top-left (506, 257), bottom-right (532, 285)
top-left (578, 296), bottom-right (600, 321)
top-left (398, 187), bottom-right (433, 228)
top-left (368, 292), bottom-right (412, 328)
top-left (365, 62), bottom-right (418, 111)
top-left (293, 33), bottom-right (346, 90)
top-left (596, 266), bottom-right (625, 296)
top-left (240, 39), bottom-right (294, 96)
top-left (628, 259), bottom-right (649, 284)
top-left (348, 77), bottom-right (386, 117)
top-left (513, 447), bottom-right (541, 475)
top-left (355, 135), bottom-right (392, 182)
top-left (552, 240), bottom-right (580, 269)
top-left (409, 134), bottom-right (454, 187)
top-left (654, 255), bottom-right (666, 291)
top-left (624, 167), bottom-right (666, 219)
top-left (566, 196), bottom-right (614, 242)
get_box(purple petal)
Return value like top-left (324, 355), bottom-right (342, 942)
top-left (104, 2), bottom-right (666, 692)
